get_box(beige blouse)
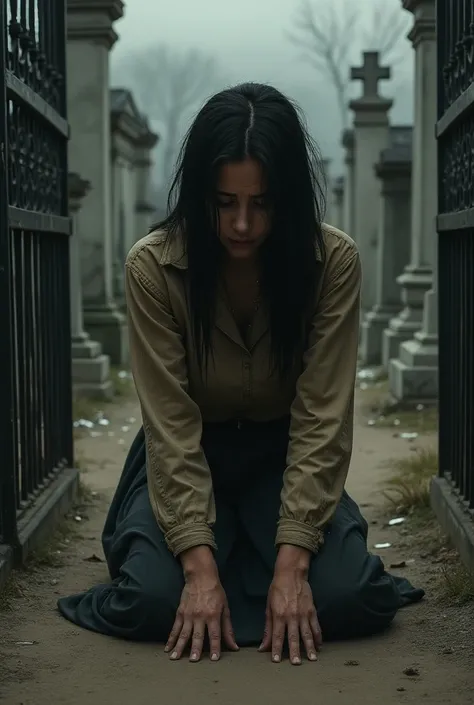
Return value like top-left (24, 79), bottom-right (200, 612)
top-left (124, 223), bottom-right (361, 557)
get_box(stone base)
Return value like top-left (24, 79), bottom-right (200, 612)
top-left (388, 333), bottom-right (438, 403)
top-left (431, 476), bottom-right (474, 575)
top-left (359, 308), bottom-right (397, 366)
top-left (381, 315), bottom-right (421, 369)
top-left (84, 305), bottom-right (128, 366)
top-left (72, 335), bottom-right (114, 400)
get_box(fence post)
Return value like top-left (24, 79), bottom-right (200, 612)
top-left (0, 0), bottom-right (19, 547)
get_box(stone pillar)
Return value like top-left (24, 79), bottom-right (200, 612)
top-left (360, 147), bottom-right (412, 366)
top-left (388, 0), bottom-right (438, 402)
top-left (349, 52), bottom-right (392, 312)
top-left (69, 174), bottom-right (113, 400)
top-left (331, 176), bottom-right (345, 231)
top-left (134, 132), bottom-right (159, 242)
top-left (321, 158), bottom-right (332, 223)
top-left (342, 129), bottom-right (355, 235)
top-left (67, 0), bottom-right (128, 365)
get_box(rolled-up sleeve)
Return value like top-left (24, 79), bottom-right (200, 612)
top-left (276, 244), bottom-right (361, 554)
top-left (125, 250), bottom-right (216, 557)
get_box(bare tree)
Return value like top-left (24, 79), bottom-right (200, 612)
top-left (115, 45), bottom-right (226, 205)
top-left (288, 0), bottom-right (411, 129)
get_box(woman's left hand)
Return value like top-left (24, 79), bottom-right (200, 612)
top-left (259, 550), bottom-right (322, 665)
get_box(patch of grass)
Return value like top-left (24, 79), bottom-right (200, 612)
top-left (383, 447), bottom-right (438, 513)
top-left (110, 366), bottom-right (135, 398)
top-left (0, 575), bottom-right (26, 612)
top-left (27, 517), bottom-right (78, 570)
top-left (440, 561), bottom-right (474, 605)
top-left (72, 395), bottom-right (101, 423)
top-left (373, 407), bottom-right (438, 433)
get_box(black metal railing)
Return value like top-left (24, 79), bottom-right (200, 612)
top-left (0, 0), bottom-right (72, 548)
top-left (436, 0), bottom-right (474, 511)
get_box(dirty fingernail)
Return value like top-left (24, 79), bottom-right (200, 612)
top-left (190, 653), bottom-right (198, 661)
top-left (309, 652), bottom-right (317, 661)
top-left (273, 654), bottom-right (280, 663)
top-left (211, 653), bottom-right (219, 661)
top-left (170, 651), bottom-right (178, 660)
top-left (292, 657), bottom-right (301, 665)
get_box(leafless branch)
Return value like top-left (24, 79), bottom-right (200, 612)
top-left (115, 44), bottom-right (224, 184)
top-left (288, 0), bottom-right (410, 128)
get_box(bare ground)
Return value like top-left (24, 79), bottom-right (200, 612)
top-left (0, 389), bottom-right (473, 705)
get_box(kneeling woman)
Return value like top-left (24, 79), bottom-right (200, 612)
top-left (58, 82), bottom-right (424, 665)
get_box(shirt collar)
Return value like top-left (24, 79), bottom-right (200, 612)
top-left (157, 225), bottom-right (324, 269)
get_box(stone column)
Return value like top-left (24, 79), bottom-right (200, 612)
top-left (331, 176), bottom-right (345, 231)
top-left (360, 146), bottom-right (412, 366)
top-left (69, 174), bottom-right (113, 399)
top-left (388, 0), bottom-right (437, 402)
top-left (134, 134), bottom-right (158, 242)
top-left (67, 0), bottom-right (128, 365)
top-left (342, 129), bottom-right (355, 235)
top-left (349, 52), bottom-right (392, 312)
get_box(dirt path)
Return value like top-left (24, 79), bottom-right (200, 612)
top-left (0, 391), bottom-right (473, 705)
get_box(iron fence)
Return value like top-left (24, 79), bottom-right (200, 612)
top-left (436, 0), bottom-right (474, 511)
top-left (0, 0), bottom-right (73, 549)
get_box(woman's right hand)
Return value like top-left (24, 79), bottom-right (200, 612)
top-left (165, 547), bottom-right (239, 662)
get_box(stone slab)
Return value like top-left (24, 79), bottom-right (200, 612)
top-left (431, 476), bottom-right (474, 576)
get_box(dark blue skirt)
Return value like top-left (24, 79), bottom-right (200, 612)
top-left (58, 418), bottom-right (424, 644)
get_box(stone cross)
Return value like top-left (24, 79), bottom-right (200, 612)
top-left (351, 51), bottom-right (391, 99)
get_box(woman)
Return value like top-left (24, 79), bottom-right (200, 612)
top-left (58, 82), bottom-right (424, 665)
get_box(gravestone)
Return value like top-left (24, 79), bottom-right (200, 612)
top-left (349, 52), bottom-right (392, 312)
top-left (341, 129), bottom-right (355, 235)
top-left (69, 173), bottom-right (113, 399)
top-left (388, 0), bottom-right (438, 402)
top-left (67, 0), bottom-right (128, 365)
top-left (360, 129), bottom-right (412, 366)
top-left (332, 176), bottom-right (345, 231)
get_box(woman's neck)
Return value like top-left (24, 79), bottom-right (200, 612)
top-left (222, 254), bottom-right (260, 281)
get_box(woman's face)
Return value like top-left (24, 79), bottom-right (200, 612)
top-left (215, 158), bottom-right (271, 261)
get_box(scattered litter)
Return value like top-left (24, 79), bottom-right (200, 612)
top-left (118, 370), bottom-right (129, 379)
top-left (399, 432), bottom-right (418, 440)
top-left (84, 554), bottom-right (104, 563)
top-left (121, 426), bottom-right (130, 433)
top-left (74, 418), bottom-right (94, 429)
top-left (126, 417), bottom-right (136, 424)
top-left (374, 543), bottom-right (392, 549)
top-left (91, 491), bottom-right (98, 497)
top-left (358, 368), bottom-right (377, 381)
top-left (416, 404), bottom-right (424, 411)
top-left (89, 431), bottom-right (102, 438)
top-left (393, 418), bottom-right (401, 426)
top-left (108, 431), bottom-right (115, 437)
top-left (118, 439), bottom-right (125, 445)
top-left (389, 517), bottom-right (406, 526)
top-left (403, 667), bottom-right (420, 677)
top-left (344, 660), bottom-right (360, 667)
top-left (16, 641), bottom-right (38, 646)
top-left (74, 515), bottom-right (82, 522)
top-left (367, 419), bottom-right (376, 426)
top-left (390, 559), bottom-right (415, 569)
top-left (359, 382), bottom-right (368, 391)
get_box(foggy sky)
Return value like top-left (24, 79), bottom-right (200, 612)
top-left (111, 0), bottom-right (414, 176)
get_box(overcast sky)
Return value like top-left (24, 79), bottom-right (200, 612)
top-left (110, 0), bottom-right (414, 179)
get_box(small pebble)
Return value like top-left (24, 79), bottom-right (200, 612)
top-left (345, 660), bottom-right (360, 667)
top-left (403, 667), bottom-right (420, 677)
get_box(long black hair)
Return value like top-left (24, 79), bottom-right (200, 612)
top-left (154, 82), bottom-right (326, 376)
